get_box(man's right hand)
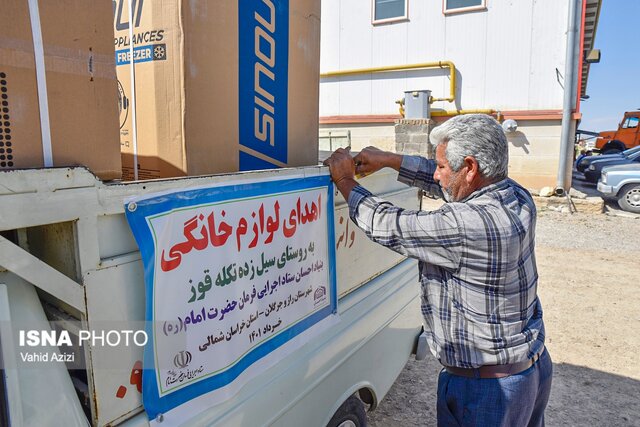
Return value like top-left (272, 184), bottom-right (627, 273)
top-left (353, 147), bottom-right (403, 178)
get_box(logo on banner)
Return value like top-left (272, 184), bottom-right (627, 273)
top-left (173, 351), bottom-right (192, 369)
top-left (314, 285), bottom-right (327, 306)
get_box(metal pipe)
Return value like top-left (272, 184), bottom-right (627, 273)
top-left (431, 109), bottom-right (495, 117)
top-left (320, 61), bottom-right (457, 104)
top-left (575, 0), bottom-right (587, 112)
top-left (556, 0), bottom-right (582, 195)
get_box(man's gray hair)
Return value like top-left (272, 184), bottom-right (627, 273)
top-left (429, 114), bottom-right (509, 181)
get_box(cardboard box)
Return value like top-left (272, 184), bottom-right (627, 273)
top-left (115, 0), bottom-right (321, 180)
top-left (0, 0), bottom-right (122, 180)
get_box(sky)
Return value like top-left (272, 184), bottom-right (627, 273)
top-left (578, 0), bottom-right (640, 132)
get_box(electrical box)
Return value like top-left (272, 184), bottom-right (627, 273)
top-left (404, 90), bottom-right (431, 119)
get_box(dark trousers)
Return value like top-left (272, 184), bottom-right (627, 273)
top-left (437, 350), bottom-right (553, 426)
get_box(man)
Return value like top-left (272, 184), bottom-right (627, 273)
top-left (323, 114), bottom-right (552, 426)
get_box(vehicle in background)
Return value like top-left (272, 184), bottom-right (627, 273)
top-left (576, 145), bottom-right (640, 173)
top-left (593, 111), bottom-right (640, 154)
top-left (583, 149), bottom-right (640, 183)
top-left (575, 129), bottom-right (599, 154)
top-left (597, 163), bottom-right (640, 214)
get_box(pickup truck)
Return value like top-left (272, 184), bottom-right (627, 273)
top-left (0, 166), bottom-right (423, 426)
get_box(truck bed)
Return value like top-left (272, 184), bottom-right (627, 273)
top-left (0, 166), bottom-right (422, 426)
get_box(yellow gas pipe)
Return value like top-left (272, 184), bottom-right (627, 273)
top-left (431, 109), bottom-right (500, 121)
top-left (321, 61), bottom-right (497, 119)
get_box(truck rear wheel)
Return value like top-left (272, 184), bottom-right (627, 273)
top-left (617, 184), bottom-right (640, 213)
top-left (327, 395), bottom-right (367, 427)
top-left (601, 140), bottom-right (626, 155)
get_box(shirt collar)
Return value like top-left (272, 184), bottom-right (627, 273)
top-left (457, 178), bottom-right (511, 203)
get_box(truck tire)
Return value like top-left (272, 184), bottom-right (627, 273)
top-left (601, 140), bottom-right (626, 155)
top-left (617, 184), bottom-right (640, 214)
top-left (327, 395), bottom-right (367, 427)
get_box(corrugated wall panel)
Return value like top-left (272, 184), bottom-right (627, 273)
top-left (320, 0), bottom-right (570, 116)
top-left (484, 0), bottom-right (534, 110)
top-left (444, 7), bottom-right (489, 109)
top-left (371, 71), bottom-right (407, 114)
top-left (319, 78), bottom-right (340, 116)
top-left (406, 0), bottom-right (447, 63)
top-left (405, 0), bottom-right (449, 111)
top-left (320, 0), bottom-right (341, 72)
top-left (319, 0), bottom-right (341, 116)
top-left (528, 0), bottom-right (568, 110)
top-left (336, 1), bottom-right (372, 115)
top-left (339, 1), bottom-right (372, 70)
top-left (371, 20), bottom-right (408, 113)
top-left (372, 21), bottom-right (408, 67)
top-left (339, 77), bottom-right (372, 115)
top-left (419, 0), bottom-right (448, 109)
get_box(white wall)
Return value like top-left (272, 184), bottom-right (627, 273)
top-left (320, 0), bottom-right (570, 116)
top-left (319, 120), bottom-right (564, 191)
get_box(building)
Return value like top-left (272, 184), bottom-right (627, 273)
top-left (319, 0), bottom-right (601, 191)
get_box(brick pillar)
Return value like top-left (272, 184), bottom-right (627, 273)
top-left (394, 119), bottom-right (435, 159)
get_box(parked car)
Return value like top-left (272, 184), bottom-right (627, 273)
top-left (576, 145), bottom-right (640, 173)
top-left (583, 149), bottom-right (640, 183)
top-left (597, 163), bottom-right (640, 213)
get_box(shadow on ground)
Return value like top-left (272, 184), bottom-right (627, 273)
top-left (548, 363), bottom-right (639, 426)
top-left (571, 169), bottom-right (600, 197)
top-left (368, 356), bottom-right (640, 426)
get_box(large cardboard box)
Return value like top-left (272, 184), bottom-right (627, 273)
top-left (115, 0), bottom-right (321, 180)
top-left (0, 0), bottom-right (121, 180)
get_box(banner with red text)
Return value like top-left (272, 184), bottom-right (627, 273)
top-left (124, 174), bottom-right (337, 424)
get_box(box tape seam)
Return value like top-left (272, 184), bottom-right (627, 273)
top-left (27, 0), bottom-right (54, 167)
top-left (127, 0), bottom-right (140, 180)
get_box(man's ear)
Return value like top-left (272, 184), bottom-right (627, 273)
top-left (463, 156), bottom-right (480, 183)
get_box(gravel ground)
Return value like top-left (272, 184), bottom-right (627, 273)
top-left (367, 204), bottom-right (640, 427)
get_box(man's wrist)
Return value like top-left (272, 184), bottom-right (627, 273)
top-left (334, 177), bottom-right (359, 200)
top-left (387, 153), bottom-right (403, 171)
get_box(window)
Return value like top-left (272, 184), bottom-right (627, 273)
top-left (372, 0), bottom-right (408, 24)
top-left (443, 0), bottom-right (486, 14)
top-left (621, 117), bottom-right (639, 129)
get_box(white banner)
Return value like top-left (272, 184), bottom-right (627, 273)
top-left (125, 174), bottom-right (337, 424)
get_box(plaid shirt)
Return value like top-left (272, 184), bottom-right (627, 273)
top-left (348, 155), bottom-right (546, 368)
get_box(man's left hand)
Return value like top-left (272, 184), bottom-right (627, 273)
top-left (323, 148), bottom-right (355, 183)
top-left (323, 148), bottom-right (359, 199)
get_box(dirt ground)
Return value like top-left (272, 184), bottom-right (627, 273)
top-left (367, 201), bottom-right (640, 427)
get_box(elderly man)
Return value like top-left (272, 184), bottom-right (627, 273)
top-left (323, 114), bottom-right (552, 426)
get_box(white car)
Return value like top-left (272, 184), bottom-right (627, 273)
top-left (597, 163), bottom-right (640, 213)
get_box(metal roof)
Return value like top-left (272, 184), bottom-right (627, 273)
top-left (580, 0), bottom-right (602, 97)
